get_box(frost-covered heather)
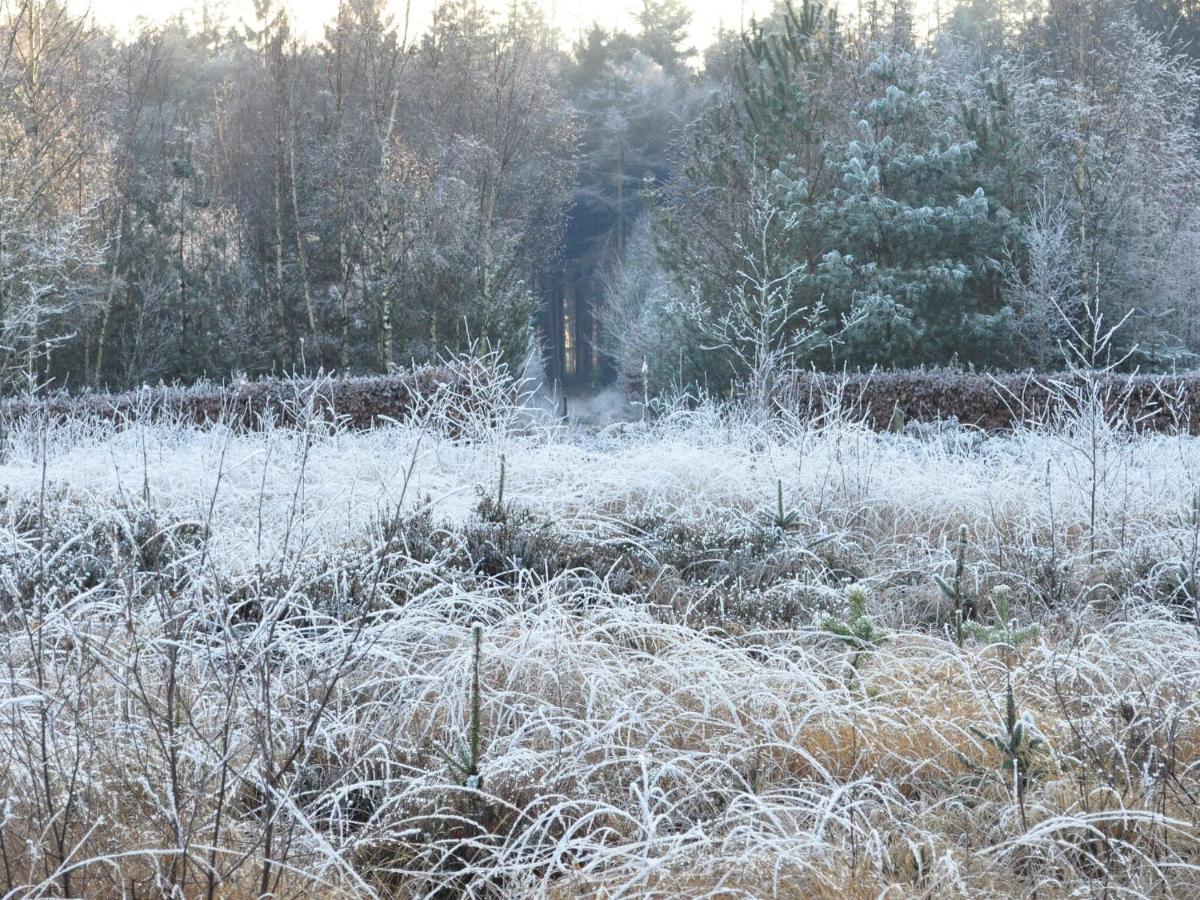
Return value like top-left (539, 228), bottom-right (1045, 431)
top-left (0, 382), bottom-right (1198, 898)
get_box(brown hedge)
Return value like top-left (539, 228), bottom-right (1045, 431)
top-left (0, 366), bottom-right (478, 432)
top-left (775, 370), bottom-right (1200, 433)
top-left (7, 367), bottom-right (1200, 435)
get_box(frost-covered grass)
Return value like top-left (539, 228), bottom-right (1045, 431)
top-left (1, 377), bottom-right (1199, 898)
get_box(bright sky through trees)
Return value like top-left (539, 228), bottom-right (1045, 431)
top-left (72, 0), bottom-right (776, 45)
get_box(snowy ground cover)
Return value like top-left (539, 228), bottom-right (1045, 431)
top-left (0, 372), bottom-right (1198, 897)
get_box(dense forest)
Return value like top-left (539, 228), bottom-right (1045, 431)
top-left (3, 0), bottom-right (1200, 398)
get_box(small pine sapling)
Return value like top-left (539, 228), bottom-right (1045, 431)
top-left (821, 585), bottom-right (890, 680)
top-left (765, 478), bottom-right (800, 532)
top-left (935, 525), bottom-right (976, 646)
top-left (477, 454), bottom-right (508, 524)
top-left (439, 623), bottom-right (486, 789)
top-left (821, 585), bottom-right (889, 650)
top-left (964, 586), bottom-right (1040, 648)
top-left (496, 454), bottom-right (505, 512)
top-left (962, 678), bottom-right (1046, 831)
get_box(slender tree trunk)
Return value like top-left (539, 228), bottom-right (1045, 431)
top-left (273, 115), bottom-right (289, 370)
top-left (178, 183), bottom-right (188, 370)
top-left (332, 25), bottom-right (351, 372)
top-left (430, 267), bottom-right (439, 351)
top-left (616, 138), bottom-right (625, 256)
top-left (378, 281), bottom-right (393, 372)
top-left (480, 173), bottom-right (497, 344)
top-left (93, 205), bottom-right (124, 389)
top-left (340, 263), bottom-right (351, 370)
top-left (288, 85), bottom-right (317, 345)
top-left (374, 58), bottom-right (402, 373)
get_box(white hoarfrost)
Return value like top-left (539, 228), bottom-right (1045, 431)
top-left (0, 384), bottom-right (1198, 897)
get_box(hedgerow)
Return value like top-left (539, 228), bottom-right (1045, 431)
top-left (0, 356), bottom-right (520, 434)
top-left (9, 366), bottom-right (1200, 437)
top-left (776, 369), bottom-right (1200, 432)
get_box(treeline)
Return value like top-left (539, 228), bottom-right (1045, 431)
top-left (618, 0), bottom-right (1200, 395)
top-left (3, 0), bottom-right (1200, 398)
top-left (0, 0), bottom-right (706, 395)
top-left (0, 0), bottom-right (581, 392)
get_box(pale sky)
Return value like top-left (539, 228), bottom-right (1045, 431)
top-left (70, 0), bottom-right (777, 47)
